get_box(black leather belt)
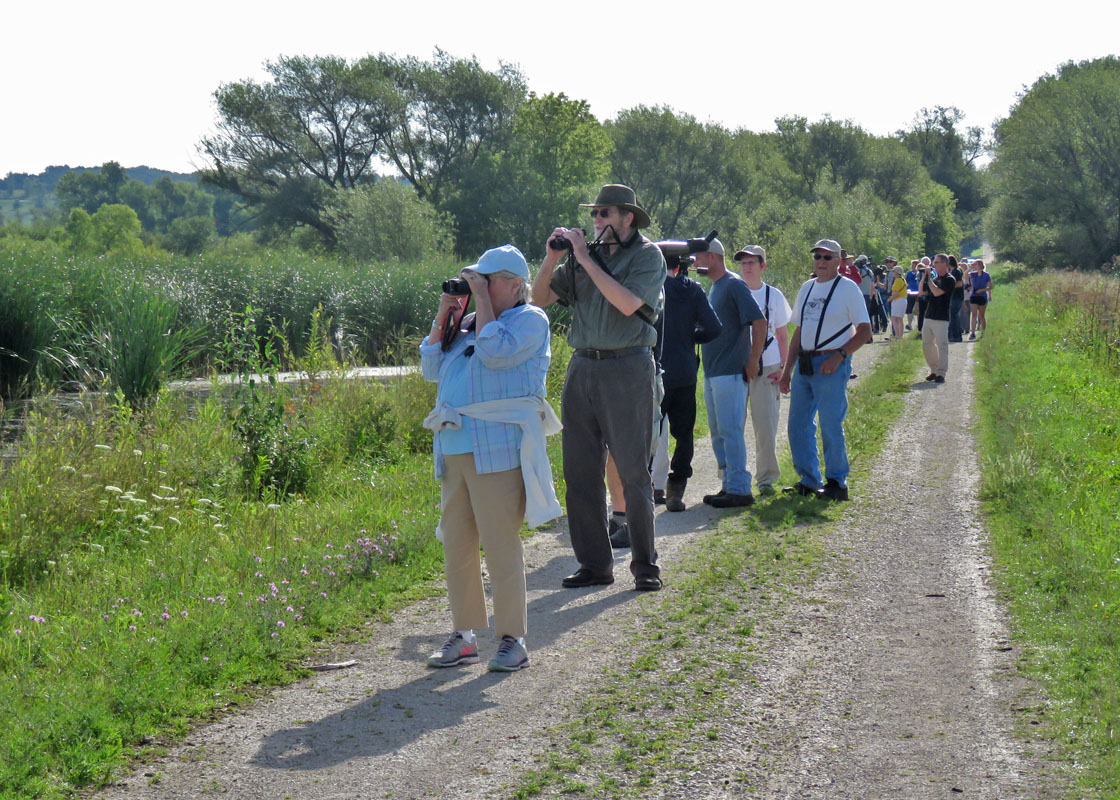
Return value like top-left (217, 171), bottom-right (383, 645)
top-left (573, 346), bottom-right (651, 360)
top-left (801, 349), bottom-right (841, 357)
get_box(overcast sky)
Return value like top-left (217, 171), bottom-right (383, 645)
top-left (3, 0), bottom-right (1118, 176)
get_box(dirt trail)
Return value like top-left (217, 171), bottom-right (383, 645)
top-left (98, 340), bottom-right (1062, 799)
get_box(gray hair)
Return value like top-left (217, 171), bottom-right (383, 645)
top-left (492, 270), bottom-right (531, 303)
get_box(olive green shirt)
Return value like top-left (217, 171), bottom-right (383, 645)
top-left (549, 233), bottom-right (666, 349)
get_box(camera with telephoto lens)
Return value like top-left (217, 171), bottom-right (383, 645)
top-left (441, 277), bottom-right (472, 296)
top-left (657, 229), bottom-right (719, 275)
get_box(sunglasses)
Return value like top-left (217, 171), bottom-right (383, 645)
top-left (589, 208), bottom-right (613, 219)
top-left (812, 253), bottom-right (836, 261)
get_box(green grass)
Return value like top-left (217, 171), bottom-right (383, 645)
top-left (0, 337), bottom-right (572, 798)
top-left (510, 334), bottom-right (925, 797)
top-left (974, 269), bottom-right (1120, 799)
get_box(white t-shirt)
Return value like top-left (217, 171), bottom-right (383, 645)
top-left (792, 275), bottom-right (870, 351)
top-left (749, 282), bottom-right (792, 368)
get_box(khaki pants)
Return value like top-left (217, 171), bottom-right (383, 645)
top-left (748, 369), bottom-right (782, 489)
top-left (439, 453), bottom-right (527, 638)
top-left (922, 319), bottom-right (950, 377)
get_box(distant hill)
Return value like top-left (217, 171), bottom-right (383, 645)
top-left (1, 165), bottom-right (199, 194)
top-left (0, 165), bottom-right (201, 225)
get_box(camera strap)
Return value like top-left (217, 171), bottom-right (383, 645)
top-left (800, 275), bottom-right (846, 351)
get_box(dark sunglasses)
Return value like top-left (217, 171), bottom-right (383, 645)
top-left (589, 208), bottom-right (613, 219)
top-left (812, 253), bottom-right (836, 261)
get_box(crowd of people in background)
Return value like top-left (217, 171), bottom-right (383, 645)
top-left (418, 183), bottom-right (993, 672)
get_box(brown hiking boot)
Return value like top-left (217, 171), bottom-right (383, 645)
top-left (665, 479), bottom-right (687, 512)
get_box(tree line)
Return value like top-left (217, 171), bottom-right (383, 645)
top-left (4, 52), bottom-right (1118, 271)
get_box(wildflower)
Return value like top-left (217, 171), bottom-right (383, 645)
top-left (13, 630), bottom-right (21, 635)
top-left (161, 613), bottom-right (170, 620)
top-left (203, 656), bottom-right (209, 662)
top-left (129, 625), bottom-right (137, 631)
top-left (132, 449), bottom-right (143, 457)
top-left (105, 485), bottom-right (123, 494)
top-left (181, 610), bottom-right (189, 617)
top-left (94, 444), bottom-right (112, 451)
top-left (277, 620), bottom-right (285, 628)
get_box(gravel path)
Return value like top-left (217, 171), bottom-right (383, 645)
top-left (98, 339), bottom-right (1063, 799)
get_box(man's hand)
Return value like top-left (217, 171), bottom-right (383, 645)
top-left (744, 359), bottom-right (761, 382)
top-left (779, 373), bottom-right (792, 394)
top-left (767, 368), bottom-right (783, 386)
top-left (820, 351), bottom-right (845, 375)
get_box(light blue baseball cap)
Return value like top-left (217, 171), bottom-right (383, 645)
top-left (464, 244), bottom-right (529, 281)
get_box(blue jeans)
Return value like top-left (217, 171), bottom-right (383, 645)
top-left (948, 296), bottom-right (964, 341)
top-left (787, 353), bottom-right (851, 489)
top-left (704, 373), bottom-right (751, 494)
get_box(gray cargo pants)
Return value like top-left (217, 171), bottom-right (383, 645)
top-left (561, 350), bottom-right (659, 580)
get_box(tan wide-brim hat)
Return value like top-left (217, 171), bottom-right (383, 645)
top-left (580, 184), bottom-right (652, 229)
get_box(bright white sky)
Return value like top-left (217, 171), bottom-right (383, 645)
top-left (3, 0), bottom-right (1118, 176)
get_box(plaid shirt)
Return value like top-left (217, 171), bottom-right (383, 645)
top-left (420, 304), bottom-right (550, 478)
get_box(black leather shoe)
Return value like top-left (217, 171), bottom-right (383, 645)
top-left (818, 479), bottom-right (849, 502)
top-left (634, 575), bottom-right (663, 592)
top-left (925, 373), bottom-right (937, 381)
top-left (934, 375), bottom-right (945, 383)
top-left (653, 489), bottom-right (666, 504)
top-left (783, 482), bottom-right (821, 497)
top-left (702, 490), bottom-right (726, 505)
top-left (562, 568), bottom-right (615, 588)
top-left (709, 492), bottom-right (754, 508)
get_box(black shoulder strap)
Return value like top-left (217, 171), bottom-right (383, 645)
top-left (762, 284), bottom-right (774, 352)
top-left (800, 277), bottom-right (843, 351)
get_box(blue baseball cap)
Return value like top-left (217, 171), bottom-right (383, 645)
top-left (464, 244), bottom-right (529, 281)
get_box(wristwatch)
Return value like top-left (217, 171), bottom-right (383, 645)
top-left (837, 348), bottom-right (849, 360)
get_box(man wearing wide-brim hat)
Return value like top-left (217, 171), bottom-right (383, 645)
top-left (531, 184), bottom-right (666, 592)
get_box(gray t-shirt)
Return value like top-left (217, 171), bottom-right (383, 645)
top-left (701, 272), bottom-right (764, 378)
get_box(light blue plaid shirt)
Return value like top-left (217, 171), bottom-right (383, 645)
top-left (420, 304), bottom-right (550, 478)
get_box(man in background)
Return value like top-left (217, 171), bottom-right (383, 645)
top-left (697, 240), bottom-right (766, 508)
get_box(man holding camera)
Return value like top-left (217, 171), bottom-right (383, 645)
top-left (779, 239), bottom-right (871, 501)
top-left (697, 241), bottom-right (767, 508)
top-left (532, 184), bottom-right (666, 592)
top-left (921, 253), bottom-right (956, 383)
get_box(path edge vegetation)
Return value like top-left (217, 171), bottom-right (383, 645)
top-left (509, 335), bottom-right (925, 798)
top-left (974, 266), bottom-right (1120, 799)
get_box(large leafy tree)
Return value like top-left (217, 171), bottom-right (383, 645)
top-left (987, 57), bottom-right (1120, 269)
top-left (898, 106), bottom-right (984, 214)
top-left (606, 106), bottom-right (736, 237)
top-left (200, 52), bottom-right (526, 246)
top-left (201, 55), bottom-right (398, 241)
top-left (377, 50), bottom-right (526, 206)
top-left (448, 92), bottom-right (612, 258)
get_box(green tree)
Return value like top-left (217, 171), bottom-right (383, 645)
top-left (90, 204), bottom-right (144, 255)
top-left (377, 50), bottom-right (526, 206)
top-left (201, 51), bottom-right (526, 245)
top-left (898, 106), bottom-right (984, 214)
top-left (326, 179), bottom-right (453, 263)
top-left (55, 161), bottom-right (128, 213)
top-left (987, 57), bottom-right (1120, 268)
top-left (201, 54), bottom-right (400, 241)
top-left (448, 93), bottom-right (612, 257)
top-left (606, 106), bottom-right (735, 237)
